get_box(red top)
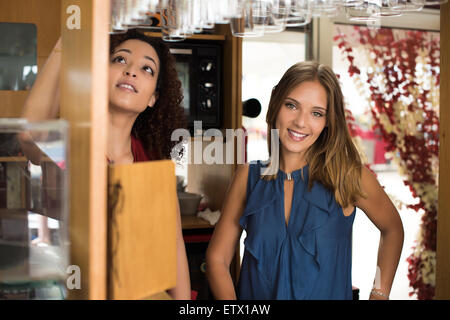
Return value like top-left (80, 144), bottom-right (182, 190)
top-left (107, 135), bottom-right (159, 164)
top-left (131, 135), bottom-right (159, 162)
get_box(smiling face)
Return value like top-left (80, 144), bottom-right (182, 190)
top-left (275, 80), bottom-right (328, 160)
top-left (109, 39), bottom-right (160, 114)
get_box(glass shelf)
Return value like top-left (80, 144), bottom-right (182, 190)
top-left (0, 118), bottom-right (69, 300)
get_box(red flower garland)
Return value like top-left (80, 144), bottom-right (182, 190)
top-left (335, 26), bottom-right (439, 300)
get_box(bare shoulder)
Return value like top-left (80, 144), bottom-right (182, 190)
top-left (360, 165), bottom-right (383, 194)
top-left (227, 163), bottom-right (250, 199)
top-left (356, 166), bottom-right (402, 233)
top-left (233, 163), bottom-right (250, 183)
top-left (356, 166), bottom-right (393, 214)
top-left (206, 164), bottom-right (250, 269)
top-left (213, 163), bottom-right (250, 234)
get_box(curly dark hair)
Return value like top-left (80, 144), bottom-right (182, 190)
top-left (110, 29), bottom-right (187, 160)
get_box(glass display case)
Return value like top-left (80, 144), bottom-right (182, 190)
top-left (0, 119), bottom-right (69, 299)
top-left (0, 23), bottom-right (37, 91)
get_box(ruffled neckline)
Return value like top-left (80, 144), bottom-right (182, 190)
top-left (278, 163), bottom-right (309, 182)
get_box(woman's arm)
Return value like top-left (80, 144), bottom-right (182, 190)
top-left (22, 37), bottom-right (62, 121)
top-left (18, 37), bottom-right (62, 165)
top-left (205, 164), bottom-right (249, 300)
top-left (355, 166), bottom-right (404, 300)
top-left (167, 203), bottom-right (191, 300)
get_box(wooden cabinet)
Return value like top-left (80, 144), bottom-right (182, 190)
top-left (0, 0), bottom-right (61, 118)
top-left (108, 160), bottom-right (177, 300)
top-left (58, 0), bottom-right (109, 299)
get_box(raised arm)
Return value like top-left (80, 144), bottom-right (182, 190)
top-left (355, 166), bottom-right (404, 300)
top-left (22, 37), bottom-right (62, 121)
top-left (205, 164), bottom-right (249, 300)
top-left (18, 37), bottom-right (62, 164)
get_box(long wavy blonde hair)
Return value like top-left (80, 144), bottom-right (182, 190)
top-left (264, 61), bottom-right (365, 208)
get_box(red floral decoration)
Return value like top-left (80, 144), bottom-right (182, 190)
top-left (335, 26), bottom-right (440, 300)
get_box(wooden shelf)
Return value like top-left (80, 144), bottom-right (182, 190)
top-left (0, 208), bottom-right (28, 219)
top-left (0, 156), bottom-right (28, 162)
top-left (181, 215), bottom-right (214, 230)
top-left (141, 31), bottom-right (226, 41)
top-left (0, 156), bottom-right (55, 163)
top-left (143, 291), bottom-right (172, 300)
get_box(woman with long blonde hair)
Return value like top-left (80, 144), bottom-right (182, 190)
top-left (206, 61), bottom-right (404, 300)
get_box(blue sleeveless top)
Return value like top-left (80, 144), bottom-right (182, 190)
top-left (237, 161), bottom-right (356, 300)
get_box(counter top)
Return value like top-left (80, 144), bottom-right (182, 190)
top-left (181, 215), bottom-right (214, 230)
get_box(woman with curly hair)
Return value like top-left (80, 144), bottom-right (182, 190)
top-left (21, 30), bottom-right (191, 299)
top-left (109, 30), bottom-right (187, 162)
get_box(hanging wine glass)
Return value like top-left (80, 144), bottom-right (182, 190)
top-left (160, 0), bottom-right (186, 41)
top-left (134, 0), bottom-right (163, 30)
top-left (121, 0), bottom-right (144, 26)
top-left (110, 0), bottom-right (126, 34)
top-left (393, 0), bottom-right (425, 11)
top-left (214, 0), bottom-right (242, 24)
top-left (186, 0), bottom-right (204, 34)
top-left (345, 0), bottom-right (381, 21)
top-left (174, 0), bottom-right (195, 38)
top-left (110, 0), bottom-right (136, 34)
top-left (265, 0), bottom-right (290, 33)
top-left (108, 0), bottom-right (438, 39)
top-left (201, 0), bottom-right (216, 29)
top-left (371, 0), bottom-right (403, 17)
top-left (285, 0), bottom-right (312, 26)
top-left (253, 1), bottom-right (272, 33)
top-left (417, 0), bottom-right (447, 5)
top-left (230, 0), bottom-right (266, 37)
top-left (311, 0), bottom-right (340, 17)
top-left (333, 0), bottom-right (364, 6)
